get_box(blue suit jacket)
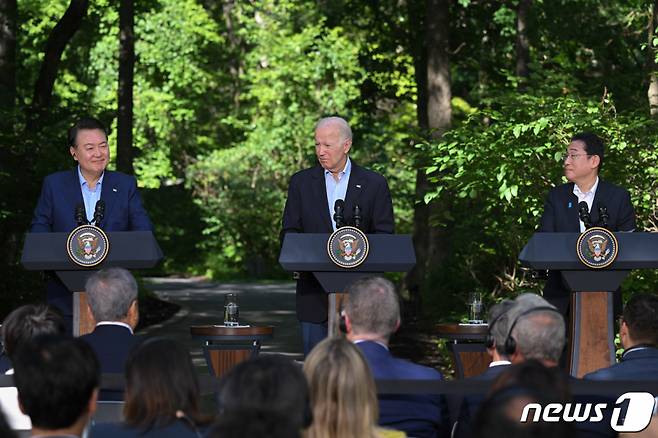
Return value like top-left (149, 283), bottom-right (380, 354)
top-left (357, 341), bottom-right (445, 438)
top-left (584, 347), bottom-right (658, 380)
top-left (30, 169), bottom-right (153, 233)
top-left (281, 163), bottom-right (394, 322)
top-left (81, 324), bottom-right (140, 401)
top-left (91, 419), bottom-right (207, 438)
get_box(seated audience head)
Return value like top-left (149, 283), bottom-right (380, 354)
top-left (85, 267), bottom-right (139, 328)
top-left (303, 337), bottom-right (380, 438)
top-left (474, 360), bottom-right (574, 438)
top-left (619, 293), bottom-right (658, 349)
top-left (210, 354), bottom-right (310, 438)
top-left (344, 276), bottom-right (400, 344)
top-left (2, 304), bottom-right (65, 361)
top-left (13, 335), bottom-right (99, 436)
top-left (485, 299), bottom-right (515, 361)
top-left (123, 337), bottom-right (208, 431)
top-left (504, 293), bottom-right (565, 366)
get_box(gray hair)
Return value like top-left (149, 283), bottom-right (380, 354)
top-left (487, 299), bottom-right (515, 356)
top-left (345, 276), bottom-right (399, 338)
top-left (507, 293), bottom-right (565, 363)
top-left (315, 116), bottom-right (353, 141)
top-left (85, 267), bottom-right (138, 322)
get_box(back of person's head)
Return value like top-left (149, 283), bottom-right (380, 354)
top-left (211, 354), bottom-right (309, 438)
top-left (345, 276), bottom-right (400, 339)
top-left (571, 132), bottom-right (604, 171)
top-left (303, 337), bottom-right (379, 438)
top-left (85, 267), bottom-right (138, 323)
top-left (622, 294), bottom-right (658, 346)
top-left (13, 334), bottom-right (99, 431)
top-left (505, 293), bottom-right (565, 364)
top-left (487, 299), bottom-right (515, 356)
top-left (2, 304), bottom-right (65, 361)
top-left (474, 360), bottom-right (575, 438)
top-left (123, 337), bottom-right (206, 431)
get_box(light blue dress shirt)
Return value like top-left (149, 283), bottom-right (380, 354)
top-left (325, 157), bottom-right (351, 231)
top-left (77, 165), bottom-right (104, 224)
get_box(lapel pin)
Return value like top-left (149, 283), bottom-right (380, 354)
top-left (568, 202), bottom-right (572, 208)
top-left (113, 188), bottom-right (118, 192)
top-left (356, 184), bottom-right (361, 188)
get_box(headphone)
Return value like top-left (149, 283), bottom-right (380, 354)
top-left (485, 311), bottom-right (506, 349)
top-left (504, 306), bottom-right (562, 356)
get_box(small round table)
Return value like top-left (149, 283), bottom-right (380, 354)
top-left (435, 323), bottom-right (490, 379)
top-left (190, 325), bottom-right (274, 377)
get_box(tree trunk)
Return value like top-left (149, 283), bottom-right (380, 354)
top-left (515, 0), bottom-right (531, 84)
top-left (117, 0), bottom-right (135, 174)
top-left (0, 0), bottom-right (16, 121)
top-left (406, 0), bottom-right (452, 313)
top-left (649, 0), bottom-right (658, 117)
top-left (26, 0), bottom-right (89, 133)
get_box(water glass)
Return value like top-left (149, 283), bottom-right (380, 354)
top-left (468, 292), bottom-right (484, 324)
top-left (224, 293), bottom-right (240, 326)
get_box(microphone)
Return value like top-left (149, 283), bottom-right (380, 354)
top-left (353, 204), bottom-right (362, 230)
top-left (333, 199), bottom-right (345, 229)
top-left (578, 201), bottom-right (592, 229)
top-left (598, 203), bottom-right (609, 228)
top-left (75, 204), bottom-right (87, 226)
top-left (92, 200), bottom-right (105, 227)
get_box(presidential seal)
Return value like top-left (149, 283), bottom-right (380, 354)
top-left (66, 225), bottom-right (110, 267)
top-left (576, 226), bottom-right (619, 269)
top-left (327, 226), bottom-right (369, 269)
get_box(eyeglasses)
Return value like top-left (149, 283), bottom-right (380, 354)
top-left (562, 153), bottom-right (592, 162)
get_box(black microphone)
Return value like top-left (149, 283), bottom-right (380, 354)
top-left (353, 204), bottom-right (362, 230)
top-left (598, 203), bottom-right (609, 228)
top-left (93, 200), bottom-right (105, 227)
top-left (333, 199), bottom-right (345, 229)
top-left (578, 201), bottom-right (592, 229)
top-left (75, 204), bottom-right (87, 226)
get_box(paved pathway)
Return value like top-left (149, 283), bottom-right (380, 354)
top-left (139, 277), bottom-right (303, 374)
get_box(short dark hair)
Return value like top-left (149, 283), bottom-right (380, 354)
top-left (571, 132), bottom-right (604, 171)
top-left (123, 338), bottom-right (209, 430)
top-left (13, 335), bottom-right (100, 430)
top-left (68, 117), bottom-right (108, 147)
top-left (2, 304), bottom-right (65, 360)
top-left (213, 354), bottom-right (310, 437)
top-left (622, 294), bottom-right (658, 346)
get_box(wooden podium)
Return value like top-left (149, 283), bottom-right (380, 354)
top-left (519, 232), bottom-right (658, 377)
top-left (279, 233), bottom-right (416, 335)
top-left (21, 231), bottom-right (163, 336)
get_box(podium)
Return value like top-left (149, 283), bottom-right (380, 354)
top-left (21, 231), bottom-right (163, 336)
top-left (519, 232), bottom-right (658, 377)
top-left (279, 233), bottom-right (416, 335)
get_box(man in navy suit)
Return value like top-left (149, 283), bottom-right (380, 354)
top-left (280, 117), bottom-right (394, 355)
top-left (30, 117), bottom-right (153, 325)
top-left (585, 294), bottom-right (658, 381)
top-left (344, 276), bottom-right (445, 438)
top-left (538, 132), bottom-right (635, 314)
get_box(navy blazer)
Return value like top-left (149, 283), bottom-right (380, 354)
top-left (91, 418), bottom-right (207, 438)
top-left (280, 163), bottom-right (394, 322)
top-left (539, 180), bottom-right (635, 233)
top-left (357, 341), bottom-right (445, 438)
top-left (584, 346), bottom-right (658, 380)
top-left (31, 169), bottom-right (153, 233)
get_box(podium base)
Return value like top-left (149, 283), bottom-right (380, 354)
top-left (73, 291), bottom-right (95, 337)
top-left (569, 291), bottom-right (615, 377)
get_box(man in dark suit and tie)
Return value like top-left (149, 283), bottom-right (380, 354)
top-left (538, 132), bottom-right (636, 314)
top-left (280, 116), bottom-right (394, 355)
top-left (30, 117), bottom-right (153, 327)
top-left (82, 267), bottom-right (140, 400)
top-left (344, 276), bottom-right (445, 438)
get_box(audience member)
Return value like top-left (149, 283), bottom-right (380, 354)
top-left (0, 305), bottom-right (65, 430)
top-left (303, 337), bottom-right (405, 438)
top-left (452, 300), bottom-right (515, 438)
top-left (343, 276), bottom-right (445, 438)
top-left (503, 293), bottom-right (566, 367)
top-left (13, 335), bottom-right (100, 438)
top-left (209, 354), bottom-right (310, 438)
top-left (473, 360), bottom-right (575, 438)
top-left (91, 337), bottom-right (210, 438)
top-left (82, 267), bottom-right (140, 375)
